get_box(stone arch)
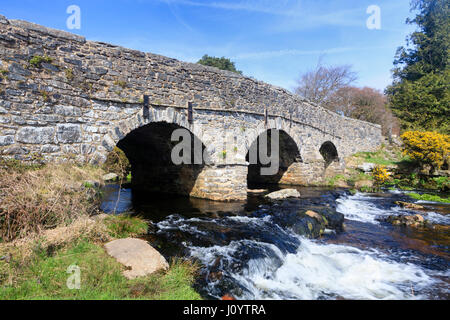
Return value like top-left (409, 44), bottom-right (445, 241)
top-left (98, 106), bottom-right (220, 200)
top-left (116, 121), bottom-right (210, 199)
top-left (245, 127), bottom-right (303, 187)
top-left (101, 106), bottom-right (210, 154)
top-left (318, 140), bottom-right (345, 180)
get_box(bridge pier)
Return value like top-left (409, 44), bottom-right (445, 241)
top-left (130, 164), bottom-right (248, 201)
top-left (189, 165), bottom-right (248, 201)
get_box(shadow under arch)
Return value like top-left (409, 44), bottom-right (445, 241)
top-left (319, 141), bottom-right (339, 169)
top-left (245, 129), bottom-right (302, 188)
top-left (117, 121), bottom-right (208, 200)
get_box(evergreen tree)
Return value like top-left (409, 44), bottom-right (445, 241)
top-left (386, 0), bottom-right (449, 133)
top-left (197, 55), bottom-right (243, 75)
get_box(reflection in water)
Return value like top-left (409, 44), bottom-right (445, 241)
top-left (101, 185), bottom-right (450, 300)
top-left (100, 184), bottom-right (132, 214)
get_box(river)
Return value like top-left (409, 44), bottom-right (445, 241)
top-left (100, 184), bottom-right (449, 300)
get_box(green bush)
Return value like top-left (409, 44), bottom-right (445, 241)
top-left (408, 193), bottom-right (450, 204)
top-left (103, 147), bottom-right (131, 179)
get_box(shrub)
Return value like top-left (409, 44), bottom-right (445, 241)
top-left (401, 131), bottom-right (450, 171)
top-left (372, 165), bottom-right (390, 186)
top-left (0, 163), bottom-right (104, 241)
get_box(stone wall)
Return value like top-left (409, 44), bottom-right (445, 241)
top-left (0, 15), bottom-right (381, 161)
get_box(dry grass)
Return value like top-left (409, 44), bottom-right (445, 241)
top-left (0, 215), bottom-right (112, 261)
top-left (0, 163), bottom-right (105, 242)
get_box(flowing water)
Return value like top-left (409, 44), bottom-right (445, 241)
top-left (101, 185), bottom-right (450, 300)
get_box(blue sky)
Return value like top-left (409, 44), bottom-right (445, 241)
top-left (0, 0), bottom-right (416, 91)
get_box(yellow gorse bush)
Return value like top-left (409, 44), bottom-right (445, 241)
top-left (401, 131), bottom-right (450, 170)
top-left (372, 165), bottom-right (390, 185)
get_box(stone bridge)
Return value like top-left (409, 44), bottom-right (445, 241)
top-left (0, 15), bottom-right (382, 201)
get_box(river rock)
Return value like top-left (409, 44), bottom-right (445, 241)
top-left (320, 208), bottom-right (345, 232)
top-left (104, 238), bottom-right (169, 279)
top-left (265, 189), bottom-right (300, 200)
top-left (379, 214), bottom-right (427, 228)
top-left (305, 210), bottom-right (323, 221)
top-left (247, 189), bottom-right (268, 194)
top-left (301, 209), bottom-right (345, 233)
top-left (103, 173), bottom-right (118, 182)
top-left (291, 215), bottom-right (325, 238)
top-left (395, 201), bottom-right (425, 210)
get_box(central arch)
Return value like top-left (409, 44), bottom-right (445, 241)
top-left (245, 129), bottom-right (302, 188)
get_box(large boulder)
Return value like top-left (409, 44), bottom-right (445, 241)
top-left (103, 173), bottom-right (118, 182)
top-left (357, 163), bottom-right (376, 173)
top-left (319, 208), bottom-right (345, 232)
top-left (104, 238), bottom-right (169, 279)
top-left (265, 189), bottom-right (300, 200)
top-left (298, 209), bottom-right (345, 235)
top-left (290, 214), bottom-right (326, 238)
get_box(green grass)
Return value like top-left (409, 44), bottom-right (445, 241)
top-left (348, 172), bottom-right (373, 182)
top-left (408, 193), bottom-right (450, 204)
top-left (29, 55), bottom-right (53, 68)
top-left (0, 240), bottom-right (201, 300)
top-left (104, 215), bottom-right (149, 238)
top-left (425, 177), bottom-right (450, 192)
top-left (326, 174), bottom-right (346, 187)
top-left (353, 149), bottom-right (404, 166)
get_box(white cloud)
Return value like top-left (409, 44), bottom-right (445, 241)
top-left (232, 46), bottom-right (390, 60)
top-left (157, 0), bottom-right (373, 30)
top-left (159, 0), bottom-right (303, 16)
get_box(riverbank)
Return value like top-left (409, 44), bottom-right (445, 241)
top-left (0, 160), bottom-right (201, 300)
top-left (327, 144), bottom-right (449, 202)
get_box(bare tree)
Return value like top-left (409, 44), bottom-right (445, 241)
top-left (295, 61), bottom-right (357, 109)
top-left (295, 61), bottom-right (400, 137)
top-left (332, 86), bottom-right (401, 137)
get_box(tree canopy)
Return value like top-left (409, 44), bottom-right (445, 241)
top-left (386, 0), bottom-right (449, 134)
top-left (197, 55), bottom-right (243, 75)
top-left (295, 62), bottom-right (357, 108)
